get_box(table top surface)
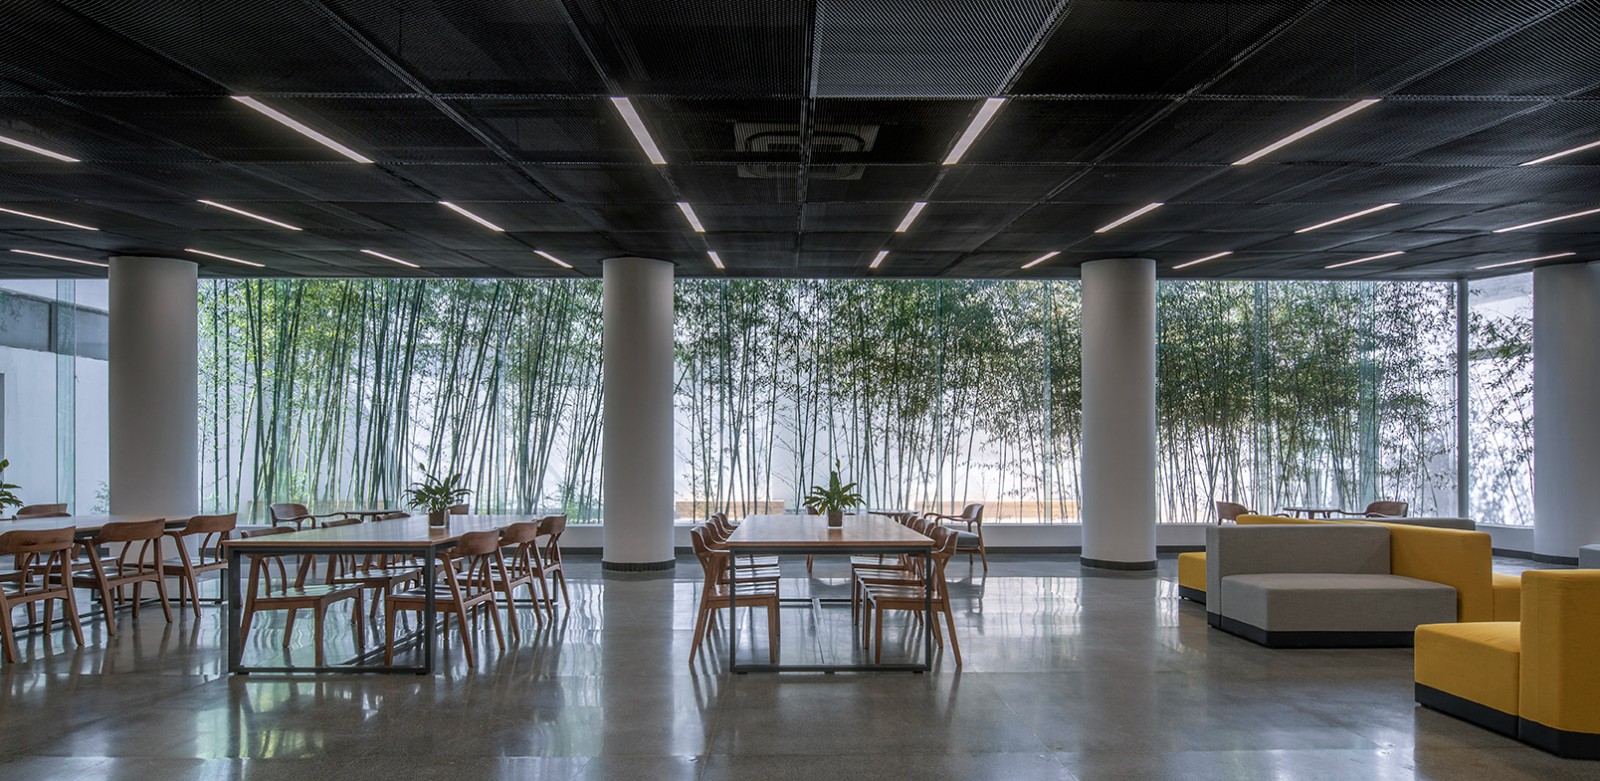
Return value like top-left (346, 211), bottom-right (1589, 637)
top-left (223, 514), bottom-right (540, 550)
top-left (1, 514), bottom-right (173, 535)
top-left (1283, 506), bottom-right (1342, 513)
top-left (729, 514), bottom-right (933, 550)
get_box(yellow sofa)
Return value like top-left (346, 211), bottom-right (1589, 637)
top-left (1415, 570), bottom-right (1600, 759)
top-left (1178, 515), bottom-right (1518, 622)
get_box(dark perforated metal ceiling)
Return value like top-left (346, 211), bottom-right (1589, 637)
top-left (0, 0), bottom-right (1596, 280)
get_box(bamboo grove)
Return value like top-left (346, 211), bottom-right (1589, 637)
top-left (195, 276), bottom-right (1528, 525)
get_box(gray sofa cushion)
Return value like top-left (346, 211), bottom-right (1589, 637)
top-left (1581, 545), bottom-right (1600, 569)
top-left (1205, 524), bottom-right (1391, 618)
top-left (1221, 573), bottom-right (1457, 633)
top-left (1322, 516), bottom-right (1476, 531)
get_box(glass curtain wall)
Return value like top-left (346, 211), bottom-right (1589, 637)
top-left (1467, 273), bottom-right (1534, 526)
top-left (0, 280), bottom-right (109, 513)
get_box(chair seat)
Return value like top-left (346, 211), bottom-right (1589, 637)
top-left (951, 530), bottom-right (981, 547)
top-left (708, 582), bottom-right (778, 598)
top-left (736, 555), bottom-right (779, 567)
top-left (255, 583), bottom-right (362, 601)
top-left (390, 585), bottom-right (494, 603)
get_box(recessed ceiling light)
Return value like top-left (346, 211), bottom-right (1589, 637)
top-left (439, 201), bottom-right (505, 232)
top-left (1174, 251), bottom-right (1233, 270)
top-left (0, 206), bottom-right (96, 230)
top-left (0, 133), bottom-right (78, 162)
top-left (610, 97), bottom-right (666, 165)
top-left (1520, 139), bottom-right (1600, 166)
top-left (534, 250), bottom-right (572, 269)
top-left (870, 250), bottom-right (889, 269)
top-left (1476, 251), bottom-right (1577, 270)
top-left (1325, 250), bottom-right (1404, 269)
top-left (943, 97), bottom-right (1006, 165)
top-left (708, 251), bottom-right (725, 270)
top-left (10, 248), bottom-right (106, 268)
top-left (1233, 99), bottom-right (1380, 165)
top-left (230, 96), bottom-right (373, 163)
top-left (360, 248), bottom-right (419, 268)
top-left (1492, 206), bottom-right (1600, 233)
top-left (184, 248), bottom-right (265, 268)
top-left (197, 199), bottom-right (301, 230)
top-left (1095, 202), bottom-right (1163, 233)
top-left (1021, 251), bottom-right (1059, 269)
top-left (1294, 203), bottom-right (1400, 233)
top-left (894, 202), bottom-right (928, 233)
top-left (676, 202), bottom-right (706, 232)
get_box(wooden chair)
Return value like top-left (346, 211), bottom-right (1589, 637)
top-left (162, 513), bottom-right (237, 618)
top-left (0, 527), bottom-right (85, 663)
top-left (238, 530), bottom-right (365, 667)
top-left (268, 503), bottom-right (345, 530)
top-left (862, 525), bottom-right (962, 666)
top-left (448, 504), bottom-right (470, 515)
top-left (65, 518), bottom-right (173, 635)
top-left (488, 521), bottom-right (549, 637)
top-left (14, 504), bottom-right (68, 520)
top-left (1215, 501), bottom-right (1252, 524)
top-left (689, 525), bottom-right (779, 664)
top-left (691, 526), bottom-right (781, 587)
top-left (535, 515), bottom-right (570, 610)
top-left (1357, 500), bottom-right (1408, 518)
top-left (929, 503), bottom-right (986, 571)
top-left (385, 530), bottom-right (507, 669)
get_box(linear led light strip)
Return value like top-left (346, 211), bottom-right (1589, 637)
top-left (0, 206), bottom-right (96, 230)
top-left (185, 248), bottom-right (265, 268)
top-left (1521, 139), bottom-right (1600, 166)
top-left (1492, 206), bottom-right (1600, 233)
top-left (870, 250), bottom-right (889, 269)
top-left (1021, 251), bottom-right (1059, 269)
top-left (198, 199), bottom-right (301, 230)
top-left (534, 250), bottom-right (572, 269)
top-left (230, 96), bottom-right (373, 163)
top-left (439, 201), bottom-right (505, 232)
top-left (1095, 202), bottom-right (1162, 233)
top-left (1233, 99), bottom-right (1380, 166)
top-left (1476, 251), bottom-right (1576, 270)
top-left (677, 202), bottom-right (706, 232)
top-left (1174, 251), bottom-right (1232, 270)
top-left (895, 202), bottom-right (927, 233)
top-left (611, 97), bottom-right (666, 165)
top-left (11, 248), bottom-right (106, 268)
top-left (707, 251), bottom-right (725, 270)
top-left (1325, 250), bottom-right (1404, 269)
top-left (943, 97), bottom-right (1006, 165)
top-left (1295, 203), bottom-right (1399, 233)
top-left (360, 248), bottom-right (419, 268)
top-left (0, 133), bottom-right (78, 162)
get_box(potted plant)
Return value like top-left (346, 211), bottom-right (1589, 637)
top-left (405, 466), bottom-right (471, 527)
top-left (803, 463), bottom-right (863, 528)
top-left (0, 459), bottom-right (21, 517)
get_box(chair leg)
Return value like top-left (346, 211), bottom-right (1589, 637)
top-left (185, 570), bottom-right (203, 619)
top-left (283, 609), bottom-right (297, 649)
top-left (456, 611), bottom-right (476, 669)
top-left (977, 529), bottom-right (988, 572)
top-left (131, 580), bottom-right (142, 617)
top-left (64, 591), bottom-right (85, 647)
top-left (0, 610), bottom-right (16, 664)
top-left (689, 602), bottom-right (710, 664)
top-left (485, 597), bottom-right (506, 652)
top-left (313, 605), bottom-right (326, 667)
top-left (873, 604), bottom-right (885, 664)
top-left (153, 574), bottom-right (173, 623)
top-left (384, 603), bottom-right (398, 666)
top-left (942, 601), bottom-right (962, 667)
top-left (93, 572), bottom-right (117, 636)
top-left (767, 600), bottom-right (779, 663)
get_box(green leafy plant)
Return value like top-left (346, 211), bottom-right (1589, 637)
top-left (404, 466), bottom-right (471, 515)
top-left (0, 459), bottom-right (20, 514)
top-left (803, 462), bottom-right (863, 515)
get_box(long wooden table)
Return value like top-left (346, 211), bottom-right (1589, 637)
top-left (727, 514), bottom-right (935, 673)
top-left (221, 514), bottom-right (538, 675)
top-left (2, 514), bottom-right (174, 536)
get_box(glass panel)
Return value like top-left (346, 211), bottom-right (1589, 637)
top-left (1467, 274), bottom-right (1534, 526)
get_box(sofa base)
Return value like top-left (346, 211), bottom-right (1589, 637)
top-left (1178, 585), bottom-right (1206, 604)
top-left (1520, 718), bottom-right (1600, 760)
top-left (1415, 684), bottom-right (1518, 738)
top-left (1216, 615), bottom-right (1417, 648)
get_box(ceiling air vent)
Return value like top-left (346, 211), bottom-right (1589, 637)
top-left (735, 122), bottom-right (878, 180)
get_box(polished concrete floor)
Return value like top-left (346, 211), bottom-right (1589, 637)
top-left (0, 553), bottom-right (1588, 780)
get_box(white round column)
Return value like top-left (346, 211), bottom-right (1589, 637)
top-left (601, 257), bottom-right (676, 570)
top-left (1533, 262), bottom-right (1600, 563)
top-left (109, 256), bottom-right (199, 517)
top-left (1080, 258), bottom-right (1158, 569)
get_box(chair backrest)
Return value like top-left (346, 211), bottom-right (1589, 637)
top-left (14, 512), bottom-right (69, 520)
top-left (1365, 500), bottom-right (1408, 518)
top-left (1215, 500), bottom-right (1251, 523)
top-left (321, 517), bottom-right (361, 528)
top-left (0, 526), bottom-right (76, 556)
top-left (373, 511), bottom-right (409, 521)
top-left (960, 503), bottom-right (984, 522)
top-left (688, 525), bottom-right (726, 582)
top-left (448, 503), bottom-right (470, 515)
top-left (95, 518), bottom-right (168, 543)
top-left (241, 525), bottom-right (294, 538)
top-left (269, 503), bottom-right (309, 521)
top-left (179, 513), bottom-right (237, 535)
top-left (15, 503), bottom-right (68, 519)
top-left (539, 514), bottom-right (567, 538)
top-left (454, 529), bottom-right (502, 558)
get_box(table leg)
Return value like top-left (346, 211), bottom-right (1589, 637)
top-left (227, 546), bottom-right (243, 674)
top-left (923, 549), bottom-right (934, 671)
top-left (422, 557), bottom-right (436, 675)
top-left (728, 553), bottom-right (739, 671)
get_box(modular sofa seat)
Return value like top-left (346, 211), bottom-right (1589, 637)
top-left (1205, 524), bottom-right (1457, 648)
top-left (1416, 570), bottom-right (1600, 759)
top-left (1580, 545), bottom-right (1600, 569)
top-left (1179, 515), bottom-right (1517, 620)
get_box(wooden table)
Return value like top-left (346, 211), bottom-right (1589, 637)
top-left (221, 514), bottom-right (537, 675)
top-left (727, 514), bottom-right (935, 673)
top-left (1, 514), bottom-right (176, 536)
top-left (316, 507), bottom-right (404, 521)
top-left (1283, 506), bottom-right (1342, 518)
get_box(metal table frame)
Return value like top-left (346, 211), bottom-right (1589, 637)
top-left (725, 536), bottom-right (935, 674)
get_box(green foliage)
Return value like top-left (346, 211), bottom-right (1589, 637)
top-left (0, 459), bottom-right (22, 512)
top-left (803, 462), bottom-right (863, 513)
top-left (404, 466), bottom-right (471, 514)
